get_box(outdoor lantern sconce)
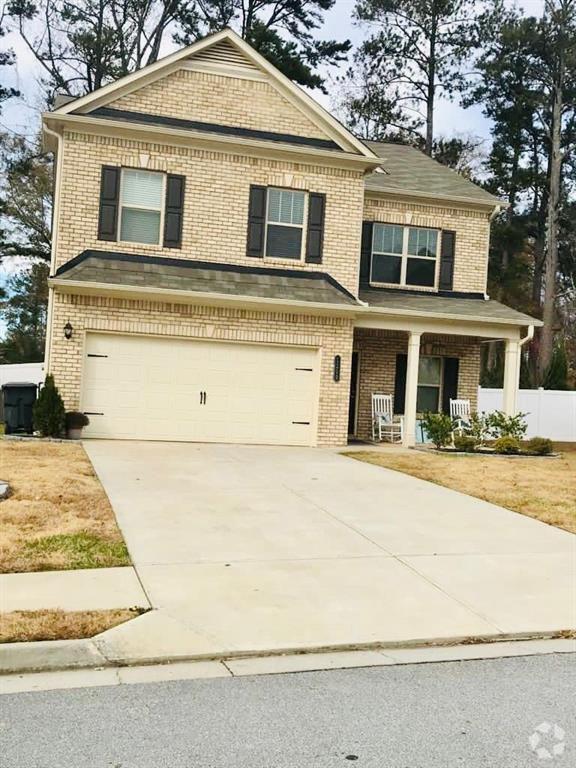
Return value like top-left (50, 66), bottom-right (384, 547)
top-left (333, 355), bottom-right (341, 382)
top-left (64, 322), bottom-right (73, 340)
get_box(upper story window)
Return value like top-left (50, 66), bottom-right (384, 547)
top-left (371, 224), bottom-right (439, 288)
top-left (98, 166), bottom-right (185, 249)
top-left (119, 169), bottom-right (165, 245)
top-left (265, 188), bottom-right (307, 260)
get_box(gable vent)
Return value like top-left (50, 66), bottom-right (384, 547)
top-left (191, 40), bottom-right (258, 70)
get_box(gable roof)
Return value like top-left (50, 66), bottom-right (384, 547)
top-left (51, 29), bottom-right (380, 163)
top-left (364, 141), bottom-right (504, 208)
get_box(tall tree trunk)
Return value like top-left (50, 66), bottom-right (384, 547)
top-left (538, 60), bottom-right (564, 381)
top-left (424, 12), bottom-right (437, 156)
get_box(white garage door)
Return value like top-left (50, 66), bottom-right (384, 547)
top-left (81, 333), bottom-right (319, 446)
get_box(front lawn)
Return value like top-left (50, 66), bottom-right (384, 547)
top-left (346, 444), bottom-right (576, 534)
top-left (0, 608), bottom-right (142, 643)
top-left (0, 441), bottom-right (130, 573)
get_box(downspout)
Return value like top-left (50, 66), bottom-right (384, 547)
top-left (42, 124), bottom-right (64, 374)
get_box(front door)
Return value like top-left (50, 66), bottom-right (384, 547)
top-left (348, 351), bottom-right (359, 436)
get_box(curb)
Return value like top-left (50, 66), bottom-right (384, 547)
top-left (1, 629), bottom-right (574, 676)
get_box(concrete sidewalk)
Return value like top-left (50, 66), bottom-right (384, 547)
top-left (1, 567), bottom-right (149, 612)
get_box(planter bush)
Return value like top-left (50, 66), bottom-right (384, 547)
top-left (487, 411), bottom-right (528, 441)
top-left (454, 434), bottom-right (478, 452)
top-left (526, 437), bottom-right (553, 456)
top-left (421, 412), bottom-right (456, 450)
top-left (33, 375), bottom-right (66, 438)
top-left (65, 411), bottom-right (90, 439)
top-left (493, 436), bottom-right (521, 455)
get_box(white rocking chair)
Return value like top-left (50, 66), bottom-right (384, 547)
top-left (450, 398), bottom-right (471, 435)
top-left (372, 393), bottom-right (404, 443)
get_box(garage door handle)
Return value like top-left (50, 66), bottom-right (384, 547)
top-left (200, 391), bottom-right (207, 405)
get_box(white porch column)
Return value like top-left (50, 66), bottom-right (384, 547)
top-left (502, 338), bottom-right (521, 415)
top-left (403, 331), bottom-right (421, 447)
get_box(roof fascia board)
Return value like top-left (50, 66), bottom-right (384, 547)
top-left (355, 314), bottom-right (523, 339)
top-left (43, 113), bottom-right (381, 171)
top-left (364, 185), bottom-right (506, 211)
top-left (357, 305), bottom-right (540, 330)
top-left (49, 277), bottom-right (360, 317)
top-left (51, 29), bottom-right (379, 161)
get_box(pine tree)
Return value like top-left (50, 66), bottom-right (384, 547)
top-left (33, 375), bottom-right (66, 437)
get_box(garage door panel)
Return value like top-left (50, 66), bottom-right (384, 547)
top-left (81, 334), bottom-right (318, 445)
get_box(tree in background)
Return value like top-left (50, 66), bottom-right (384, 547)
top-left (0, 2), bottom-right (19, 110)
top-left (0, 132), bottom-right (52, 264)
top-left (345, 0), bottom-right (497, 155)
top-left (467, 0), bottom-right (576, 386)
top-left (7, 0), bottom-right (181, 99)
top-left (175, 0), bottom-right (350, 91)
top-left (0, 261), bottom-right (49, 363)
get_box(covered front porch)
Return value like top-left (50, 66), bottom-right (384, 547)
top-left (349, 304), bottom-right (535, 448)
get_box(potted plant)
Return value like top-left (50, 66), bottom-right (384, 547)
top-left (65, 411), bottom-right (90, 440)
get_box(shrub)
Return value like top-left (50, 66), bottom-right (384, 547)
top-left (421, 412), bottom-right (456, 450)
top-left (465, 412), bottom-right (491, 445)
top-left (493, 436), bottom-right (521, 455)
top-left (526, 437), bottom-right (553, 456)
top-left (487, 411), bottom-right (528, 440)
top-left (33, 375), bottom-right (66, 438)
top-left (454, 434), bottom-right (478, 452)
top-left (65, 411), bottom-right (90, 431)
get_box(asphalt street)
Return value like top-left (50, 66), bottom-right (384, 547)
top-left (1, 654), bottom-right (574, 768)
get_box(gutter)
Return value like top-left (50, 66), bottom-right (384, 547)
top-left (42, 124), bottom-right (65, 372)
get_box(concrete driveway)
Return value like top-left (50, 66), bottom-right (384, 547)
top-left (84, 442), bottom-right (576, 663)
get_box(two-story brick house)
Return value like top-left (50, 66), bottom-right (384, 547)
top-left (42, 29), bottom-right (539, 448)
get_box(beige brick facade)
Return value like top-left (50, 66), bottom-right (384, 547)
top-left (352, 329), bottom-right (481, 440)
top-left (363, 196), bottom-right (491, 294)
top-left (110, 68), bottom-right (329, 141)
top-left (56, 131), bottom-right (365, 295)
top-left (50, 292), bottom-right (354, 447)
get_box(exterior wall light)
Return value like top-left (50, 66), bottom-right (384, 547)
top-left (64, 322), bottom-right (73, 340)
top-left (333, 354), bottom-right (341, 382)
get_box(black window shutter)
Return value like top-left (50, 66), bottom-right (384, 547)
top-left (439, 230), bottom-right (456, 291)
top-left (163, 174), bottom-right (185, 248)
top-left (246, 185), bottom-right (267, 257)
top-left (359, 222), bottom-right (373, 289)
top-left (394, 354), bottom-right (408, 415)
top-left (442, 357), bottom-right (460, 414)
top-left (98, 166), bottom-right (120, 241)
top-left (305, 192), bottom-right (326, 264)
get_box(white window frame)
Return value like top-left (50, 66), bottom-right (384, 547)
top-left (117, 168), bottom-right (166, 247)
top-left (370, 224), bottom-right (440, 289)
top-left (263, 187), bottom-right (308, 262)
top-left (417, 355), bottom-right (444, 414)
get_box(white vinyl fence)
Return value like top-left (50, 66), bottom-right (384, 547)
top-left (478, 387), bottom-right (576, 442)
top-left (0, 362), bottom-right (45, 388)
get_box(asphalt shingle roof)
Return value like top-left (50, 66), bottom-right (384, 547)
top-left (364, 141), bottom-right (503, 207)
top-left (54, 250), bottom-right (359, 306)
top-left (360, 288), bottom-right (540, 326)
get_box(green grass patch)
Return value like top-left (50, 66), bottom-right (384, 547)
top-left (24, 532), bottom-right (130, 570)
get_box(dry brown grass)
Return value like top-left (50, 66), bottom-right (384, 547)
top-left (0, 608), bottom-right (142, 643)
top-left (347, 445), bottom-right (576, 534)
top-left (0, 441), bottom-right (129, 573)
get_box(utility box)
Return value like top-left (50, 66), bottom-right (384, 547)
top-left (1, 382), bottom-right (38, 435)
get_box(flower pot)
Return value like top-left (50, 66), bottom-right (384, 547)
top-left (67, 428), bottom-right (84, 440)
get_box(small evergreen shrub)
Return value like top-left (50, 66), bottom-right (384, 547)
top-left (421, 412), bottom-right (455, 450)
top-left (65, 411), bottom-right (90, 431)
top-left (465, 412), bottom-right (491, 446)
top-left (454, 434), bottom-right (478, 452)
top-left (493, 436), bottom-right (521, 455)
top-left (526, 437), bottom-right (553, 456)
top-left (33, 375), bottom-right (66, 437)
